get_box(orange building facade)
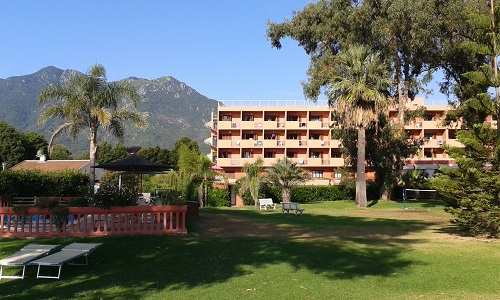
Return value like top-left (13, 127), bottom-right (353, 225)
top-left (205, 98), bottom-right (472, 187)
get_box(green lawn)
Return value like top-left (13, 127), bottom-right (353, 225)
top-left (1, 201), bottom-right (499, 299)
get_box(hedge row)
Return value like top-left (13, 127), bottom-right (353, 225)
top-left (0, 170), bottom-right (89, 197)
top-left (239, 183), bottom-right (356, 204)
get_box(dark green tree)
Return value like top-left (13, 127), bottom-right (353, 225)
top-left (22, 132), bottom-right (48, 159)
top-left (0, 122), bottom-right (26, 167)
top-left (137, 146), bottom-right (174, 168)
top-left (50, 144), bottom-right (73, 160)
top-left (96, 142), bottom-right (128, 165)
top-left (428, 1), bottom-right (500, 236)
top-left (172, 137), bottom-right (200, 168)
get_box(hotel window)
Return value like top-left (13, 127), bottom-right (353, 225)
top-left (287, 133), bottom-right (298, 140)
top-left (243, 133), bottom-right (256, 140)
top-left (331, 149), bottom-right (342, 158)
top-left (265, 114), bottom-right (277, 121)
top-left (424, 132), bottom-right (434, 140)
top-left (264, 151), bottom-right (275, 158)
top-left (310, 115), bottom-right (321, 121)
top-left (424, 112), bottom-right (434, 121)
top-left (242, 113), bottom-right (254, 121)
top-left (219, 151), bottom-right (229, 158)
top-left (424, 149), bottom-right (433, 158)
top-left (242, 151), bottom-right (252, 158)
top-left (287, 115), bottom-right (299, 121)
top-left (334, 171), bottom-right (342, 179)
top-left (312, 170), bottom-right (323, 178)
top-left (310, 151), bottom-right (321, 158)
top-left (310, 134), bottom-right (320, 140)
top-left (448, 130), bottom-right (457, 139)
top-left (220, 114), bottom-right (232, 121)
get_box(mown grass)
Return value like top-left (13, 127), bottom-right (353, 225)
top-left (0, 201), bottom-right (499, 300)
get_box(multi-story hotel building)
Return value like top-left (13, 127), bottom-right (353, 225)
top-left (205, 97), bottom-right (469, 186)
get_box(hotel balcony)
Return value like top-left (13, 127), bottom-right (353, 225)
top-left (240, 121), bottom-right (263, 129)
top-left (262, 140), bottom-right (285, 148)
top-left (307, 158), bottom-right (331, 167)
top-left (307, 140), bottom-right (330, 148)
top-left (262, 121), bottom-right (286, 129)
top-left (285, 121), bottom-right (307, 129)
top-left (285, 140), bottom-right (308, 148)
top-left (423, 139), bottom-right (445, 148)
top-left (217, 140), bottom-right (239, 148)
top-left (239, 140), bottom-right (264, 147)
top-left (330, 158), bottom-right (345, 166)
top-left (422, 120), bottom-right (444, 129)
top-left (308, 121), bottom-right (330, 129)
top-left (218, 121), bottom-right (240, 129)
top-left (217, 158), bottom-right (242, 167)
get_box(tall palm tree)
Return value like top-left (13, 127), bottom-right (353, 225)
top-left (266, 158), bottom-right (308, 203)
top-left (327, 45), bottom-right (391, 207)
top-left (237, 158), bottom-right (264, 207)
top-left (39, 64), bottom-right (147, 189)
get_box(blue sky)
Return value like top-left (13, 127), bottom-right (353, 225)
top-left (0, 0), bottom-right (447, 104)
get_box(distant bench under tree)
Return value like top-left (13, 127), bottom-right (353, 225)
top-left (282, 202), bottom-right (304, 215)
top-left (258, 198), bottom-right (276, 210)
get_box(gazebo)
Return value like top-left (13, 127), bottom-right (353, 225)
top-left (93, 153), bottom-right (171, 191)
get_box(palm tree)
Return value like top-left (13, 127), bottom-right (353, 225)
top-left (327, 45), bottom-right (391, 207)
top-left (266, 158), bottom-right (308, 203)
top-left (237, 158), bottom-right (264, 207)
top-left (39, 64), bottom-right (147, 189)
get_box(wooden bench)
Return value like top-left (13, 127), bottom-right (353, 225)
top-left (282, 202), bottom-right (304, 215)
top-left (258, 198), bottom-right (276, 210)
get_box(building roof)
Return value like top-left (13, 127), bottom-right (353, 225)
top-left (10, 160), bottom-right (91, 172)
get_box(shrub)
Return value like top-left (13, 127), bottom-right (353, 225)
top-left (0, 170), bottom-right (89, 197)
top-left (92, 185), bottom-right (138, 208)
top-left (290, 185), bottom-right (350, 203)
top-left (100, 172), bottom-right (138, 195)
top-left (207, 188), bottom-right (230, 207)
top-left (154, 189), bottom-right (184, 205)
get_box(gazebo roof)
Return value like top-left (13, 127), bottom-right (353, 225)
top-left (93, 154), bottom-right (170, 173)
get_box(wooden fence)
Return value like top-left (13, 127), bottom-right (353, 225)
top-left (0, 205), bottom-right (187, 238)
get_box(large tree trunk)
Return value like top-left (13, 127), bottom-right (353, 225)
top-left (380, 185), bottom-right (390, 201)
top-left (397, 80), bottom-right (407, 126)
top-left (89, 128), bottom-right (97, 195)
top-left (356, 127), bottom-right (367, 208)
top-left (282, 188), bottom-right (291, 203)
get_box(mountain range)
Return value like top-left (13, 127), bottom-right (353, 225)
top-left (0, 66), bottom-right (217, 154)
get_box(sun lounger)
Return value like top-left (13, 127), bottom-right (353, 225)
top-left (30, 243), bottom-right (101, 279)
top-left (0, 244), bottom-right (59, 280)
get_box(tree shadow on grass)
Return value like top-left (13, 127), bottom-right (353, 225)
top-left (199, 208), bottom-right (434, 245)
top-left (0, 212), bottom-right (433, 299)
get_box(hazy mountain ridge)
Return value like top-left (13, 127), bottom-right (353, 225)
top-left (0, 66), bottom-right (216, 154)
